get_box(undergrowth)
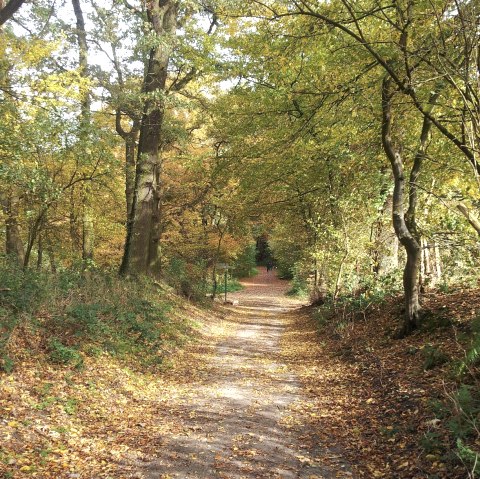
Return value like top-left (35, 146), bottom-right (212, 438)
top-left (0, 259), bottom-right (193, 373)
top-left (312, 280), bottom-right (480, 477)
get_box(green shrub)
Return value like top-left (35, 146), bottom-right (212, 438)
top-left (287, 276), bottom-right (308, 297)
top-left (420, 431), bottom-right (442, 454)
top-left (0, 259), bottom-right (193, 371)
top-left (447, 385), bottom-right (480, 440)
top-left (456, 439), bottom-right (480, 474)
top-left (232, 244), bottom-right (258, 278)
top-left (430, 384), bottom-right (480, 474)
top-left (0, 257), bottom-right (48, 313)
top-left (0, 353), bottom-right (14, 373)
top-left (48, 339), bottom-right (83, 368)
top-left (164, 257), bottom-right (208, 301)
top-left (62, 303), bottom-right (111, 338)
top-left (211, 276), bottom-right (243, 295)
top-left (455, 316), bottom-right (480, 377)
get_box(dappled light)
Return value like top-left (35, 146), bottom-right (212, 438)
top-left (128, 268), bottom-right (351, 479)
top-left (1, 0), bottom-right (479, 477)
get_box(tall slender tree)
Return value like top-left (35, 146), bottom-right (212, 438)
top-left (72, 0), bottom-right (94, 266)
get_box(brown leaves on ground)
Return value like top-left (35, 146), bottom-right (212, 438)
top-left (0, 302), bottom-right (230, 479)
top-left (281, 289), bottom-right (480, 479)
top-left (1, 273), bottom-right (478, 479)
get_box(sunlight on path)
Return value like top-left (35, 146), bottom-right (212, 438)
top-left (138, 268), bottom-right (353, 479)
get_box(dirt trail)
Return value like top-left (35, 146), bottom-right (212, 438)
top-left (140, 268), bottom-right (353, 479)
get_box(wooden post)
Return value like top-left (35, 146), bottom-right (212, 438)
top-left (224, 270), bottom-right (228, 302)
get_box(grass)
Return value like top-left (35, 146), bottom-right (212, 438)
top-left (0, 259), bottom-right (194, 373)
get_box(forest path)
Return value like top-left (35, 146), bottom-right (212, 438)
top-left (139, 268), bottom-right (353, 479)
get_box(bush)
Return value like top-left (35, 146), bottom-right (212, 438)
top-left (48, 339), bottom-right (83, 367)
top-left (0, 257), bottom-right (50, 372)
top-left (0, 257), bottom-right (48, 313)
top-left (232, 244), bottom-right (258, 278)
top-left (287, 276), bottom-right (308, 297)
top-left (164, 257), bottom-right (208, 301)
top-left (63, 303), bottom-right (111, 338)
top-left (455, 316), bottom-right (480, 377)
top-left (430, 384), bottom-right (480, 475)
top-left (0, 258), bottom-right (193, 371)
top-left (211, 276), bottom-right (243, 295)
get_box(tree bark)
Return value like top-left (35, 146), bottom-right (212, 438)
top-left (72, 0), bottom-right (94, 266)
top-left (116, 111), bottom-right (140, 219)
top-left (457, 203), bottom-right (480, 237)
top-left (381, 76), bottom-right (421, 336)
top-left (36, 234), bottom-right (43, 270)
top-left (120, 0), bottom-right (178, 277)
top-left (382, 76), bottom-right (438, 335)
top-left (0, 0), bottom-right (25, 26)
top-left (0, 16), bottom-right (24, 266)
top-left (372, 192), bottom-right (399, 276)
top-left (2, 195), bottom-right (25, 266)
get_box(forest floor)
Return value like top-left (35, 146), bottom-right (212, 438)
top-left (1, 268), bottom-right (477, 478)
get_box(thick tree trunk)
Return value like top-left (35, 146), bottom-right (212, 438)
top-left (120, 1), bottom-right (178, 276)
top-left (124, 130), bottom-right (138, 219)
top-left (0, 19), bottom-right (24, 266)
top-left (0, 0), bottom-right (25, 26)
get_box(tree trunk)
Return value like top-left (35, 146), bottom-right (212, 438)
top-left (45, 230), bottom-right (57, 273)
top-left (36, 234), bottom-right (43, 270)
top-left (434, 242), bottom-right (442, 282)
top-left (125, 127), bottom-right (139, 219)
top-left (372, 192), bottom-right (399, 276)
top-left (381, 77), bottom-right (421, 336)
top-left (2, 195), bottom-right (25, 266)
top-left (0, 18), bottom-right (24, 266)
top-left (69, 186), bottom-right (80, 252)
top-left (115, 111), bottom-right (140, 219)
top-left (81, 184), bottom-right (94, 264)
top-left (382, 77), bottom-right (438, 335)
top-left (0, 0), bottom-right (25, 26)
top-left (120, 1), bottom-right (178, 276)
top-left (72, 0), bottom-right (94, 267)
top-left (24, 209), bottom-right (46, 268)
top-left (457, 203), bottom-right (480, 237)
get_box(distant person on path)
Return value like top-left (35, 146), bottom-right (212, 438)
top-left (266, 261), bottom-right (273, 273)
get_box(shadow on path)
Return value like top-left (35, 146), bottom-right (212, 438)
top-left (137, 268), bottom-right (353, 479)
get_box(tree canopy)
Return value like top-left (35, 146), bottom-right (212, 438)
top-left (0, 0), bottom-right (479, 327)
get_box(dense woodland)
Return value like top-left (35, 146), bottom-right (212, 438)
top-left (1, 0), bottom-right (480, 477)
